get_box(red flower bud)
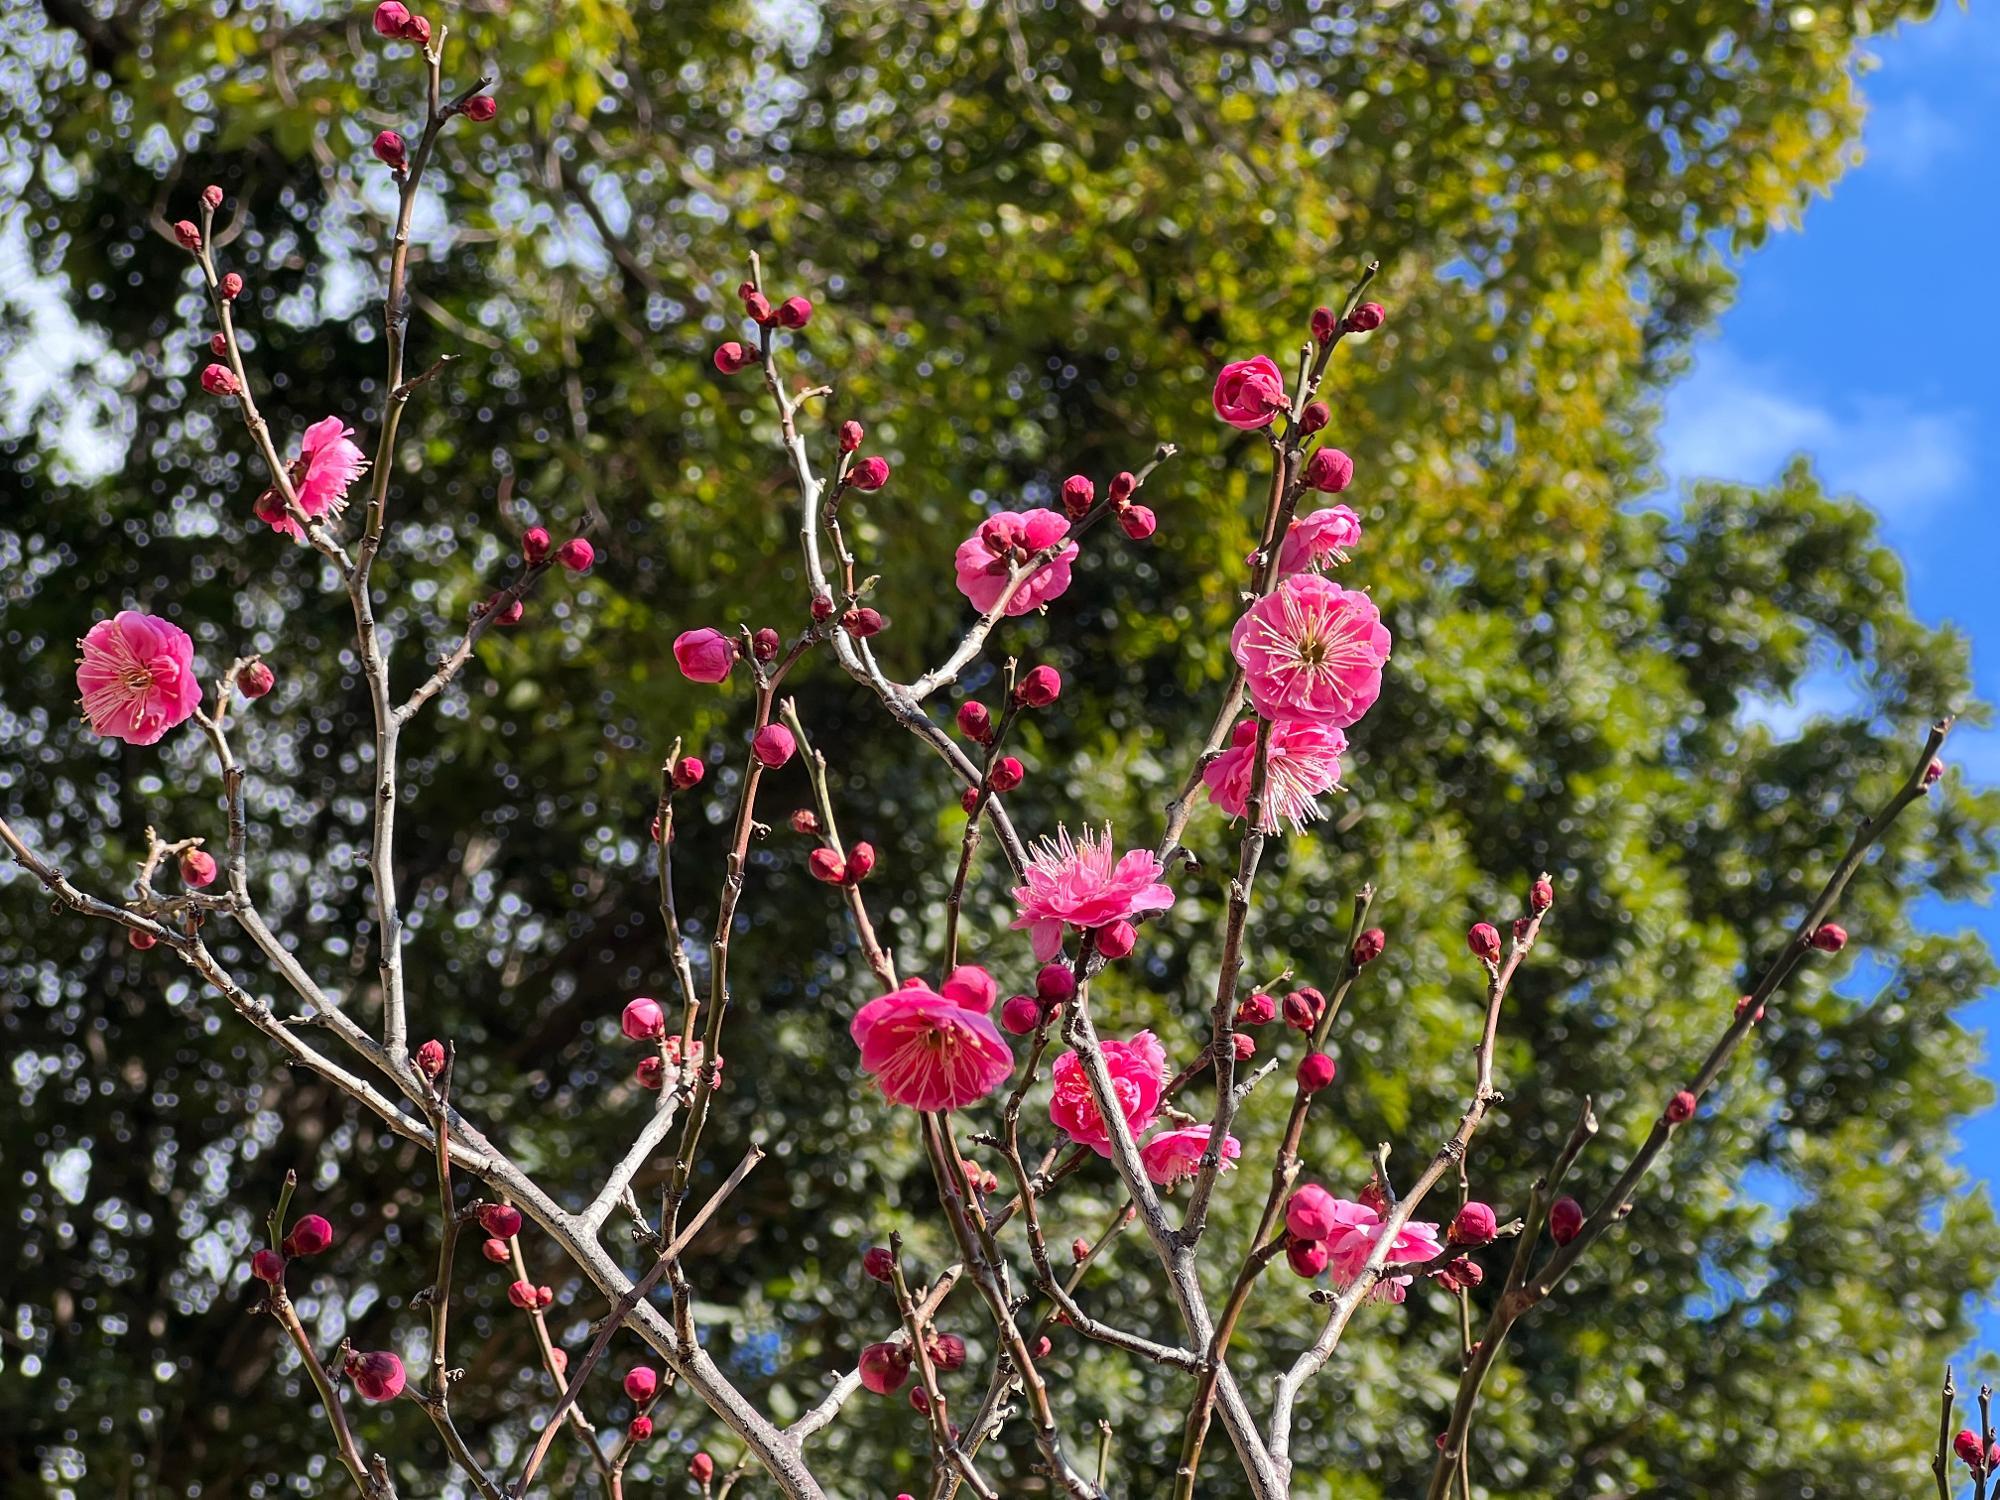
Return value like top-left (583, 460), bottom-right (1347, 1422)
top-left (485, 594), bottom-right (524, 627)
top-left (1298, 399), bottom-right (1330, 435)
top-left (283, 1214), bottom-right (333, 1258)
top-left (622, 997), bottom-right (665, 1040)
top-left (1282, 987), bottom-right (1325, 1032)
top-left (220, 272), bottom-right (244, 300)
top-left (752, 723), bottom-right (797, 769)
top-left (373, 2), bottom-right (412, 37)
top-left (1530, 876), bottom-right (1554, 913)
top-left (841, 606), bottom-right (884, 637)
top-left (1015, 665), bottom-right (1062, 707)
top-left (635, 1056), bottom-right (664, 1090)
top-left (690, 1453), bottom-right (715, 1483)
top-left (556, 537), bottom-right (594, 573)
top-left (1231, 1032), bottom-right (1255, 1061)
top-left (844, 841), bottom-right (877, 883)
top-left (862, 1245), bottom-right (895, 1283)
top-left (481, 1237), bottom-right (511, 1262)
top-left (628, 1415), bottom-right (653, 1441)
top-left (955, 700), bottom-right (995, 744)
top-left (751, 627), bottom-right (781, 661)
top-left (1438, 1255), bottom-right (1483, 1293)
top-left (1033, 1336), bottom-right (1052, 1359)
top-left (776, 295), bottom-right (813, 329)
top-left (810, 590), bottom-right (835, 622)
top-left (179, 848), bottom-right (217, 887)
top-left (201, 184), bottom-right (224, 211)
top-left (1345, 301), bottom-right (1386, 333)
top-left (1548, 1196), bottom-right (1583, 1246)
top-left (623, 1366), bottom-right (659, 1403)
top-left (372, 131), bottom-right (409, 171)
top-left (1297, 1051), bottom-right (1336, 1092)
top-left (1955, 1430), bottom-right (1984, 1467)
top-left (1665, 1089), bottom-right (1697, 1124)
top-left (713, 341), bottom-right (753, 374)
top-left (1108, 470), bottom-right (1136, 501)
top-left (858, 1341), bottom-right (912, 1395)
top-left (1926, 758), bottom-right (1946, 787)
top-left (1350, 927), bottom-right (1386, 966)
top-left (1809, 922), bottom-right (1847, 953)
top-left (744, 290), bottom-right (774, 324)
top-left (808, 848), bottom-right (846, 884)
top-left (1234, 992), bottom-right (1275, 1026)
top-left (173, 220), bottom-right (202, 252)
top-left (1467, 922), bottom-right (1502, 963)
top-left (1285, 1238), bottom-right (1329, 1277)
top-left (128, 929), bottom-right (157, 950)
top-left (346, 1350), bottom-right (406, 1403)
top-left (1035, 963), bottom-right (1076, 1005)
top-left (1071, 1237), bottom-right (1090, 1263)
top-left (1309, 305), bottom-right (1337, 344)
top-left (478, 1203), bottom-right (523, 1239)
top-left (1096, 919), bottom-right (1137, 960)
top-left (209, 333), bottom-right (228, 356)
top-left (838, 420), bottom-right (864, 452)
top-left (1060, 474), bottom-right (1095, 517)
top-left (1117, 504), bottom-right (1157, 541)
top-left (1000, 995), bottom-right (1042, 1034)
top-left (536, 1285), bottom-right (554, 1309)
top-left (463, 94), bottom-right (497, 122)
top-left (849, 455), bottom-right (890, 491)
top-left (401, 13), bottom-right (431, 43)
top-left (239, 660), bottom-right (275, 699)
top-left (927, 1333), bottom-right (966, 1371)
top-left (200, 364), bottom-right (239, 396)
top-left (1734, 993), bottom-right (1765, 1024)
top-left (988, 756), bottom-right (1025, 793)
top-left (1451, 1201), bottom-right (1498, 1246)
top-left (250, 1248), bottom-right (286, 1285)
top-left (1303, 447), bottom-right (1354, 493)
top-left (415, 1038), bottom-right (446, 1078)
top-left (672, 756), bottom-right (706, 791)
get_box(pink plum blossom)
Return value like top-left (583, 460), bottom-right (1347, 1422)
top-left (952, 508), bottom-right (1080, 616)
top-left (851, 983), bottom-right (1014, 1111)
top-left (76, 612), bottom-right (202, 746)
top-left (674, 628), bottom-right (735, 683)
top-left (1009, 825), bottom-right (1175, 962)
top-left (1212, 356), bottom-right (1288, 429)
top-left (1141, 1126), bottom-right (1240, 1185)
top-left (1321, 1196), bottom-right (1444, 1304)
top-left (255, 417), bottom-right (368, 539)
top-left (1267, 505), bottom-right (1362, 578)
top-left (1049, 1031), bottom-right (1166, 1156)
top-left (1230, 574), bottom-right (1391, 728)
top-left (1201, 717), bottom-right (1347, 832)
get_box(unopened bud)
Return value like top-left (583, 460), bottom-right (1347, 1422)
top-left (844, 841), bottom-right (877, 883)
top-left (839, 420), bottom-right (864, 453)
top-left (1548, 1196), bottom-right (1583, 1246)
top-left (672, 756), bottom-right (705, 790)
top-left (1309, 305), bottom-right (1337, 344)
top-left (751, 627), bottom-right (781, 660)
top-left (849, 456), bottom-right (890, 491)
top-left (1303, 447), bottom-right (1354, 494)
top-left (1298, 399), bottom-right (1330, 435)
top-left (1297, 1051), bottom-right (1336, 1092)
top-left (1015, 665), bottom-right (1061, 707)
top-left (1665, 1089), bottom-right (1697, 1124)
top-left (180, 848), bottom-right (218, 887)
top-left (372, 131), bottom-right (409, 172)
top-left (1345, 301), bottom-right (1386, 333)
top-left (1060, 474), bottom-right (1095, 517)
top-left (1466, 922), bottom-right (1502, 963)
top-left (1809, 923), bottom-right (1847, 953)
top-left (1117, 504), bottom-right (1157, 541)
top-left (415, 1038), bottom-right (446, 1078)
top-left (713, 341), bottom-right (753, 374)
top-left (173, 220), bottom-right (202, 252)
top-left (776, 295), bottom-right (813, 329)
top-left (220, 272), bottom-right (244, 300)
top-left (200, 364), bottom-right (239, 396)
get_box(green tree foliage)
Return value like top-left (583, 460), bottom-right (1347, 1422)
top-left (1, 1), bottom-right (1994, 1495)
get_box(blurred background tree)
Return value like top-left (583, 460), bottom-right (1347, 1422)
top-left (2, 0), bottom-right (1995, 1495)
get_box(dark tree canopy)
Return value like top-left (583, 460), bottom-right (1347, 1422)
top-left (1, 1), bottom-right (1995, 1495)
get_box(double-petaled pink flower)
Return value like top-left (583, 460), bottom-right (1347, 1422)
top-left (1009, 825), bottom-right (1174, 962)
top-left (76, 612), bottom-right (202, 746)
top-left (1141, 1125), bottom-right (1241, 1185)
top-left (254, 417), bottom-right (368, 539)
top-left (1202, 717), bottom-right (1347, 832)
top-left (851, 974), bottom-right (1013, 1111)
top-left (1269, 505), bottom-right (1362, 579)
top-left (1212, 356), bottom-right (1288, 430)
top-left (1049, 1031), bottom-right (1165, 1156)
top-left (1230, 574), bottom-right (1390, 728)
top-left (1322, 1197), bottom-right (1443, 1303)
top-left (952, 508), bottom-right (1080, 616)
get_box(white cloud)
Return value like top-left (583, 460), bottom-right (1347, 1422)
top-left (1659, 346), bottom-right (1972, 523)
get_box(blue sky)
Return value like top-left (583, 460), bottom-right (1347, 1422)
top-left (1657, 0), bottom-right (2000, 1378)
